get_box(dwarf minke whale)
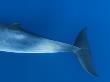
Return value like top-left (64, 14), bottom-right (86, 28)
top-left (0, 23), bottom-right (98, 77)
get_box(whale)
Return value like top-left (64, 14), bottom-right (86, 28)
top-left (0, 22), bottom-right (97, 77)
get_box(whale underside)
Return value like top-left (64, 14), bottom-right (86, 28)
top-left (0, 23), bottom-right (98, 77)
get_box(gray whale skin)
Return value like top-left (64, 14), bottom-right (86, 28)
top-left (0, 23), bottom-right (98, 77)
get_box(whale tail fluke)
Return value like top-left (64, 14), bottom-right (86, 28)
top-left (74, 28), bottom-right (98, 77)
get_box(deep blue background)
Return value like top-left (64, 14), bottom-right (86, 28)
top-left (0, 0), bottom-right (109, 82)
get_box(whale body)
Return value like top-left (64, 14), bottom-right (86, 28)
top-left (0, 23), bottom-right (98, 77)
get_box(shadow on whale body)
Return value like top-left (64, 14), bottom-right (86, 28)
top-left (0, 23), bottom-right (98, 77)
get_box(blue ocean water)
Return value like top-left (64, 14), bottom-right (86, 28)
top-left (0, 0), bottom-right (109, 82)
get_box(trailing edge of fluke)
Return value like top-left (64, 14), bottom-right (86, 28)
top-left (74, 28), bottom-right (98, 77)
